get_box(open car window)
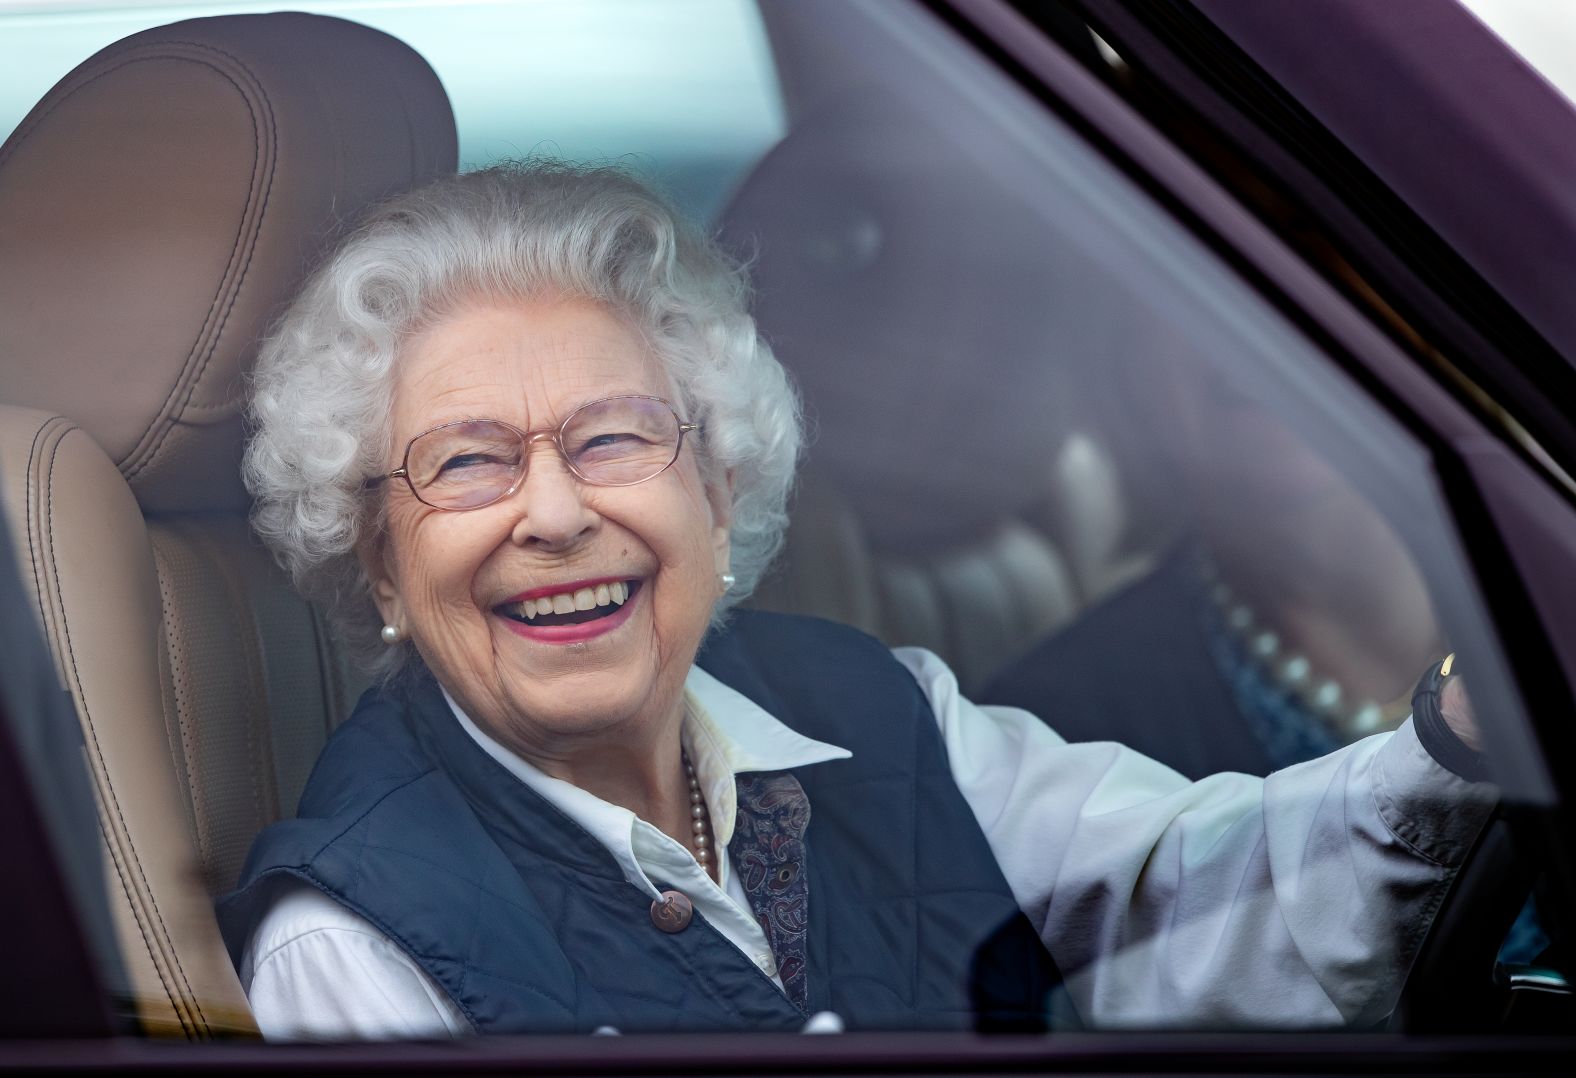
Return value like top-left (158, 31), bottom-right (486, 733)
top-left (0, 0), bottom-right (1571, 1056)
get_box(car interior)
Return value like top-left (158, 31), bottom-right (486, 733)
top-left (0, 0), bottom-right (1567, 1045)
top-left (0, 13), bottom-right (456, 1034)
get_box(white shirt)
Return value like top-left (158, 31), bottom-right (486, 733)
top-left (241, 647), bottom-right (1494, 1040)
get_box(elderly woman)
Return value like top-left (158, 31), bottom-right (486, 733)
top-left (218, 163), bottom-right (1493, 1040)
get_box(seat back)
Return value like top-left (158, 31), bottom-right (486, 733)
top-left (0, 14), bottom-right (456, 1035)
top-left (721, 94), bottom-right (1160, 689)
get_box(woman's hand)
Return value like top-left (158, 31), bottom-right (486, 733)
top-left (1440, 675), bottom-right (1481, 753)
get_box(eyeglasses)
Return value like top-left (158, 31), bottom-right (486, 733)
top-left (366, 395), bottom-right (701, 511)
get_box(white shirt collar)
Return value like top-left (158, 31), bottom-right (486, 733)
top-left (440, 665), bottom-right (851, 898)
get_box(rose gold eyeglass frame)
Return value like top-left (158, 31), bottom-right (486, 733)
top-left (362, 394), bottom-right (701, 512)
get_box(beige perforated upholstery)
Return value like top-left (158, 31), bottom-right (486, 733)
top-left (751, 475), bottom-right (1080, 692)
top-left (0, 14), bottom-right (456, 1036)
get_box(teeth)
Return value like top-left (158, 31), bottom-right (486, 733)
top-left (504, 581), bottom-right (633, 621)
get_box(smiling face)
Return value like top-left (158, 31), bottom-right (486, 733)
top-left (364, 295), bottom-right (730, 763)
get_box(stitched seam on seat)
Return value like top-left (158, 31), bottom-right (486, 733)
top-left (47, 432), bottom-right (211, 1035)
top-left (122, 42), bottom-right (278, 481)
top-left (0, 56), bottom-right (159, 170)
top-left (150, 535), bottom-right (214, 892)
top-left (41, 428), bottom-right (210, 1036)
top-left (212, 528), bottom-right (278, 828)
top-left (0, 52), bottom-right (253, 485)
top-left (96, 806), bottom-right (177, 1027)
top-left (27, 424), bottom-right (186, 1027)
top-left (33, 423), bottom-right (196, 1033)
top-left (0, 41), bottom-right (278, 480)
top-left (152, 604), bottom-right (200, 849)
top-left (128, 41), bottom-right (278, 470)
top-left (171, 400), bottom-right (239, 418)
top-left (23, 420), bottom-right (61, 656)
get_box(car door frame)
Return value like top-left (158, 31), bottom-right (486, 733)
top-left (3, 0), bottom-right (1576, 1068)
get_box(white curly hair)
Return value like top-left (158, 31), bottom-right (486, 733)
top-left (243, 161), bottom-right (803, 681)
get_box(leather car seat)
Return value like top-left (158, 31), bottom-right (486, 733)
top-left (0, 14), bottom-right (456, 1036)
top-left (722, 94), bottom-right (1158, 690)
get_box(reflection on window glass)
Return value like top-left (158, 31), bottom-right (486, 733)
top-left (733, 0), bottom-right (1536, 1034)
top-left (2, 0), bottom-right (1561, 1047)
top-left (978, 344), bottom-right (1443, 775)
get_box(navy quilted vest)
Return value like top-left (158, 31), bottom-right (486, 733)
top-left (217, 611), bottom-right (1066, 1033)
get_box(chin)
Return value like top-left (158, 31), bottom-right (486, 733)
top-left (498, 668), bottom-right (660, 738)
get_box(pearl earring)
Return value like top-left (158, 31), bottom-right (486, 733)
top-left (719, 572), bottom-right (736, 591)
top-left (380, 624), bottom-right (402, 645)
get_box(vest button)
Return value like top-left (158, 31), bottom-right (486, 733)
top-left (650, 890), bottom-right (693, 933)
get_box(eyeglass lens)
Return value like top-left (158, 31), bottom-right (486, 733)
top-left (404, 396), bottom-right (684, 509)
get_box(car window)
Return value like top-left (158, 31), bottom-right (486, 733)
top-left (0, 0), bottom-right (784, 220)
top-left (737, 0), bottom-right (1529, 763)
top-left (0, 0), bottom-right (1567, 1051)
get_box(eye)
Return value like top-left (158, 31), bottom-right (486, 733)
top-left (438, 451), bottom-right (505, 473)
top-left (574, 431), bottom-right (649, 458)
top-left (427, 448), bottom-right (519, 486)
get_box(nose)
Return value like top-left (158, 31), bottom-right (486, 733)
top-left (505, 438), bottom-right (598, 551)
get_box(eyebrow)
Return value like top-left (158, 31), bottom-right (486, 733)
top-left (410, 390), bottom-right (663, 433)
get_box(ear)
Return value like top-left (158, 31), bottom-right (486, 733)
top-left (356, 530), bottom-right (405, 631)
top-left (707, 469), bottom-right (735, 577)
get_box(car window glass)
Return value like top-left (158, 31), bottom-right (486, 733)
top-left (0, 0), bottom-right (784, 219)
top-left (0, 0), bottom-right (1564, 1045)
top-left (743, 0), bottom-right (1532, 771)
top-left (731, 0), bottom-right (1551, 1030)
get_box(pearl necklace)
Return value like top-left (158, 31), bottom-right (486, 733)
top-left (683, 751), bottom-right (715, 876)
top-left (1203, 565), bottom-right (1410, 741)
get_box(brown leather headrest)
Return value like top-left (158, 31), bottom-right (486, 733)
top-left (0, 14), bottom-right (457, 514)
top-left (720, 94), bottom-right (1117, 552)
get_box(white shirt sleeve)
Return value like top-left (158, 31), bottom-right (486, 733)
top-left (893, 645), bottom-right (1497, 1029)
top-left (241, 883), bottom-right (471, 1041)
